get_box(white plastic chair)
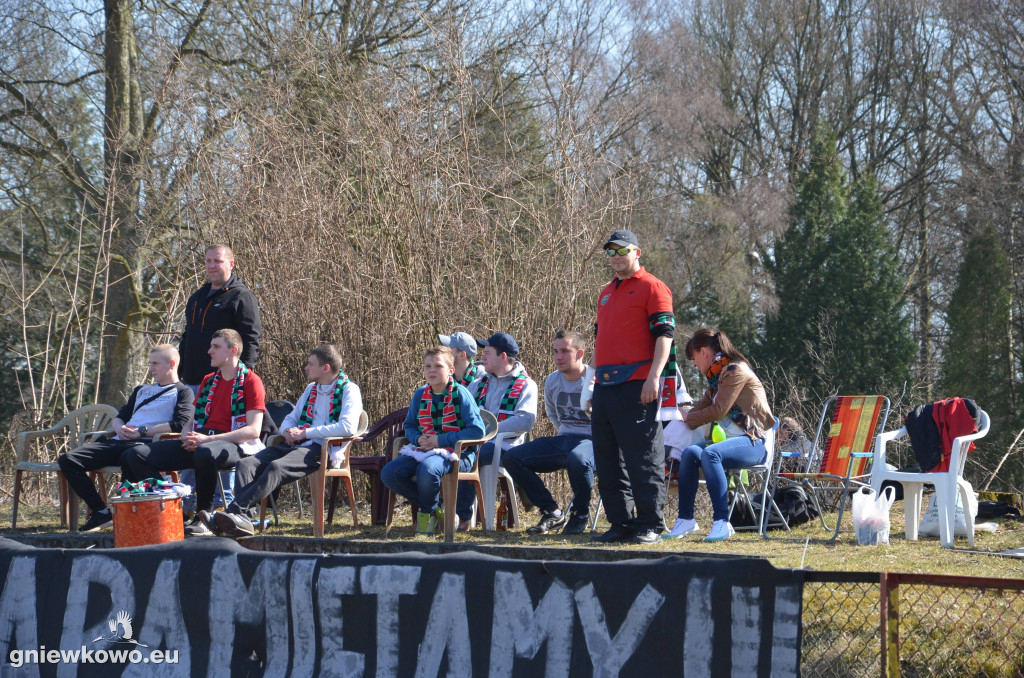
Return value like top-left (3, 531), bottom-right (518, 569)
top-left (14, 404), bottom-right (118, 529)
top-left (869, 409), bottom-right (989, 548)
top-left (476, 430), bottom-right (524, 530)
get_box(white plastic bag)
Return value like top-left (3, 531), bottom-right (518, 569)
top-left (851, 486), bottom-right (896, 545)
top-left (918, 481), bottom-right (978, 537)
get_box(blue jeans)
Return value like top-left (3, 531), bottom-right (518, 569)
top-left (179, 469), bottom-right (235, 511)
top-left (677, 436), bottom-right (766, 522)
top-left (502, 435), bottom-right (594, 516)
top-left (382, 452), bottom-right (475, 514)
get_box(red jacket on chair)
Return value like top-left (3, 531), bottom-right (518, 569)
top-left (904, 397), bottom-right (979, 473)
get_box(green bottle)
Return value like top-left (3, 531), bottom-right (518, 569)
top-left (711, 423), bottom-right (727, 444)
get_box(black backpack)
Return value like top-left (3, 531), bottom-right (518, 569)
top-left (728, 490), bottom-right (758, 528)
top-left (727, 484), bottom-right (819, 530)
top-left (773, 483), bottom-right (819, 528)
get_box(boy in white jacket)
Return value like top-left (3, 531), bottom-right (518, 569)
top-left (207, 344), bottom-right (362, 537)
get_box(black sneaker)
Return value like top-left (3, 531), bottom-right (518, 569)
top-left (590, 524), bottom-right (636, 543)
top-left (633, 528), bottom-right (661, 544)
top-left (185, 516), bottom-right (214, 536)
top-left (197, 510), bottom-right (222, 536)
top-left (526, 510), bottom-right (567, 534)
top-left (79, 510), bottom-right (112, 533)
top-left (214, 510), bottom-right (256, 538)
top-left (561, 512), bottom-right (589, 535)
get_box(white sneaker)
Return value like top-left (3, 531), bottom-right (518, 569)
top-left (704, 520), bottom-right (735, 542)
top-left (663, 518), bottom-right (699, 540)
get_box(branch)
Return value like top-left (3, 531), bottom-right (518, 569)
top-left (142, 0), bottom-right (213, 146)
top-left (0, 80), bottom-right (102, 205)
top-left (2, 71), bottom-right (104, 88)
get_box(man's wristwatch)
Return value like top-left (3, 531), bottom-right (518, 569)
top-left (138, 425), bottom-right (148, 437)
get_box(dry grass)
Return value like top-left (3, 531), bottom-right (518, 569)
top-left (3, 487), bottom-right (1022, 578)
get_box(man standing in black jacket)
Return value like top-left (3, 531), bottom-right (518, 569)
top-left (179, 244), bottom-right (262, 387)
top-left (178, 244), bottom-right (262, 508)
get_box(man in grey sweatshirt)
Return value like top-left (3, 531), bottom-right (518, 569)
top-left (455, 332), bottom-right (538, 528)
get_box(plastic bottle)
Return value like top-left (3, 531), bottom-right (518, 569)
top-left (711, 422), bottom-right (727, 443)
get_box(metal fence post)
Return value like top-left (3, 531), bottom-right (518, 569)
top-left (880, 573), bottom-right (900, 678)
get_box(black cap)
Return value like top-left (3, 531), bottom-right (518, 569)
top-left (604, 229), bottom-right (640, 249)
top-left (477, 332), bottom-right (520, 358)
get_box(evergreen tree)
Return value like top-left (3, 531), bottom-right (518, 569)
top-left (942, 228), bottom-right (1017, 471)
top-left (764, 133), bottom-right (914, 396)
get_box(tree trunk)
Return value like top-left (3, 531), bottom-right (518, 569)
top-left (99, 0), bottom-right (148, 405)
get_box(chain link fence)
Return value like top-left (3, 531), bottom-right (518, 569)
top-left (803, 571), bottom-right (1024, 677)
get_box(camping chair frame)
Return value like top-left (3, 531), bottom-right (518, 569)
top-left (770, 395), bottom-right (890, 542)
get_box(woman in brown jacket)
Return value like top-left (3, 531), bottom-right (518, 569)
top-left (663, 329), bottom-right (775, 542)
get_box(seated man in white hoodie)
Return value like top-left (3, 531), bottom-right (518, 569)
top-left (209, 344), bottom-right (363, 537)
top-left (455, 332), bottom-right (538, 529)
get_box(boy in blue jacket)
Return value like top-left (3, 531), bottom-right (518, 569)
top-left (381, 346), bottom-right (485, 535)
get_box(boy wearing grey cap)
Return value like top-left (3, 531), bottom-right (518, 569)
top-left (438, 332), bottom-right (485, 386)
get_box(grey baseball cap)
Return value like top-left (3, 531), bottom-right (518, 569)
top-left (438, 332), bottom-right (478, 356)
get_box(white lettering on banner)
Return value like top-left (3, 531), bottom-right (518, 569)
top-left (683, 577), bottom-right (714, 677)
top-left (58, 556), bottom-right (135, 678)
top-left (731, 586), bottom-right (761, 672)
top-left (574, 583), bottom-right (665, 678)
top-left (318, 566), bottom-right (365, 678)
top-left (0, 557), bottom-right (40, 678)
top-left (207, 555), bottom-right (289, 677)
top-left (360, 565), bottom-right (420, 678)
top-left (488, 571), bottom-right (574, 678)
top-left (0, 551), bottom-right (797, 676)
top-left (415, 573), bottom-right (471, 678)
top-left (121, 559), bottom-right (191, 678)
top-left (289, 559), bottom-right (318, 677)
top-left (771, 586), bottom-right (801, 675)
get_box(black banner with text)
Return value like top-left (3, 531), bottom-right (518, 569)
top-left (0, 537), bottom-right (802, 677)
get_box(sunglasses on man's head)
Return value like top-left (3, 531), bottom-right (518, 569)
top-left (606, 246), bottom-right (635, 256)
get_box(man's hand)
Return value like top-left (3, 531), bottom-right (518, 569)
top-left (182, 431), bottom-right (209, 451)
top-left (418, 434), bottom-right (439, 450)
top-left (640, 375), bottom-right (660, 404)
top-left (283, 427), bottom-right (305, 445)
top-left (119, 424), bottom-right (139, 440)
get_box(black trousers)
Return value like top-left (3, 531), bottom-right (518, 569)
top-left (58, 439), bottom-right (145, 513)
top-left (121, 439), bottom-right (243, 512)
top-left (591, 379), bottom-right (666, 531)
top-left (231, 443), bottom-right (322, 515)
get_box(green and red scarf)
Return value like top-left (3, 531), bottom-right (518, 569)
top-left (194, 362), bottom-right (249, 432)
top-left (475, 366), bottom-right (529, 422)
top-left (458, 362), bottom-right (485, 387)
top-left (418, 378), bottom-right (466, 450)
top-left (297, 372), bottom-right (349, 429)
